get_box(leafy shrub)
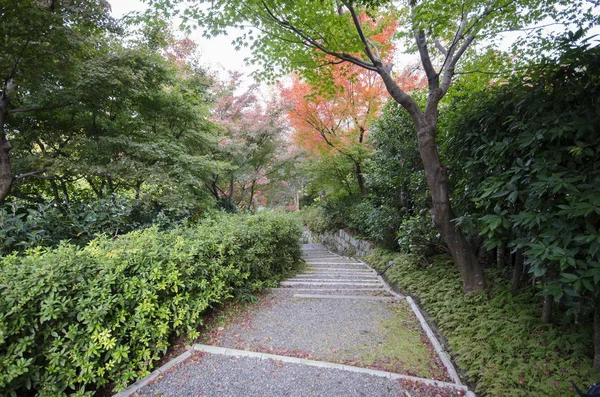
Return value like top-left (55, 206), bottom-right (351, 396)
top-left (366, 249), bottom-right (599, 396)
top-left (0, 211), bottom-right (302, 396)
top-left (397, 209), bottom-right (445, 258)
top-left (447, 43), bottom-right (600, 319)
top-left (0, 195), bottom-right (192, 256)
top-left (300, 205), bottom-right (331, 235)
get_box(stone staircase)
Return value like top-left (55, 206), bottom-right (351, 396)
top-left (280, 244), bottom-right (400, 301)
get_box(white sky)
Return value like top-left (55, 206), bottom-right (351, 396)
top-left (108, 0), bottom-right (257, 82)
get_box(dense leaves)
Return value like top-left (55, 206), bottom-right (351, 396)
top-left (0, 211), bottom-right (302, 396)
top-left (448, 42), bottom-right (600, 314)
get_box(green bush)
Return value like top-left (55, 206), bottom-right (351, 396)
top-left (0, 196), bottom-right (194, 256)
top-left (366, 249), bottom-right (599, 396)
top-left (300, 205), bottom-right (331, 235)
top-left (0, 211), bottom-right (302, 396)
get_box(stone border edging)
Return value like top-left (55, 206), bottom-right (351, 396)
top-left (192, 344), bottom-right (472, 394)
top-left (112, 349), bottom-right (193, 397)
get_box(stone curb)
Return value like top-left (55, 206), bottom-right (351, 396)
top-left (112, 350), bottom-right (193, 397)
top-left (192, 344), bottom-right (472, 394)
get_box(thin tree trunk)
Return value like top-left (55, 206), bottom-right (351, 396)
top-left (60, 179), bottom-right (70, 205)
top-left (595, 303), bottom-right (600, 369)
top-left (512, 249), bottom-right (524, 295)
top-left (134, 180), bottom-right (142, 201)
top-left (107, 176), bottom-right (114, 194)
top-left (86, 177), bottom-right (103, 198)
top-left (50, 179), bottom-right (60, 203)
top-left (354, 161), bottom-right (367, 196)
top-left (248, 179), bottom-right (256, 210)
top-left (541, 294), bottom-right (553, 324)
top-left (416, 121), bottom-right (486, 292)
top-left (497, 242), bottom-right (507, 268)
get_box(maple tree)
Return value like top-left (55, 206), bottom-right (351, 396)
top-left (208, 72), bottom-right (288, 210)
top-left (281, 15), bottom-right (417, 196)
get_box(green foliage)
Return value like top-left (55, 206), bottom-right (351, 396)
top-left (0, 211), bottom-right (302, 396)
top-left (366, 98), bottom-right (435, 251)
top-left (396, 209), bottom-right (444, 258)
top-left (0, 196), bottom-right (192, 256)
top-left (367, 249), bottom-right (600, 396)
top-left (448, 42), bottom-right (600, 311)
top-left (300, 205), bottom-right (331, 235)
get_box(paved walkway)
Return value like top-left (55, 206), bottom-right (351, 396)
top-left (116, 245), bottom-right (473, 397)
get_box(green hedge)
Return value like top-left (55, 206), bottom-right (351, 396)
top-left (0, 212), bottom-right (302, 396)
top-left (366, 249), bottom-right (599, 397)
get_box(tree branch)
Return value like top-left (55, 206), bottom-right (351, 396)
top-left (14, 169), bottom-right (49, 180)
top-left (345, 2), bottom-right (381, 64)
top-left (259, 0), bottom-right (379, 71)
top-left (414, 30), bottom-right (439, 87)
top-left (9, 102), bottom-right (73, 114)
top-left (441, 34), bottom-right (475, 94)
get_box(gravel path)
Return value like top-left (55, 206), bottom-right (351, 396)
top-left (138, 352), bottom-right (407, 397)
top-left (207, 292), bottom-right (393, 360)
top-left (127, 244), bottom-right (466, 397)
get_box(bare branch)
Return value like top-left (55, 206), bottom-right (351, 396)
top-left (441, 34), bottom-right (475, 93)
top-left (344, 2), bottom-right (381, 64)
top-left (414, 30), bottom-right (439, 87)
top-left (434, 40), bottom-right (448, 56)
top-left (259, 0), bottom-right (378, 71)
top-left (9, 102), bottom-right (73, 114)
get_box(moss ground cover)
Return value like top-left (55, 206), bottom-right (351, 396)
top-left (366, 249), bottom-right (599, 396)
top-left (0, 211), bottom-right (302, 396)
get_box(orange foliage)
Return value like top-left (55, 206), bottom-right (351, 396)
top-left (281, 14), bottom-right (425, 158)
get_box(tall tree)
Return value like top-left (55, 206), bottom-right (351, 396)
top-left (159, 0), bottom-right (597, 292)
top-left (0, 0), bottom-right (114, 203)
top-left (7, 19), bottom-right (219, 210)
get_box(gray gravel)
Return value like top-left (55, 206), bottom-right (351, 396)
top-left (211, 290), bottom-right (395, 362)
top-left (138, 352), bottom-right (407, 397)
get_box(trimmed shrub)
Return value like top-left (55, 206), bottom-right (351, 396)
top-left (0, 211), bottom-right (302, 396)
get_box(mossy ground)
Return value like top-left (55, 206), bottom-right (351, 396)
top-left (342, 300), bottom-right (450, 381)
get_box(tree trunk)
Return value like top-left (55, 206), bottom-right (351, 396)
top-left (497, 242), bottom-right (507, 268)
top-left (60, 179), bottom-right (70, 205)
top-left (595, 303), bottom-right (600, 369)
top-left (135, 180), bottom-right (142, 201)
top-left (248, 179), bottom-right (256, 210)
top-left (0, 82), bottom-right (15, 204)
top-left (50, 179), bottom-right (60, 203)
top-left (541, 294), bottom-right (553, 323)
top-left (416, 121), bottom-right (486, 292)
top-left (512, 249), bottom-right (524, 295)
top-left (354, 161), bottom-right (367, 196)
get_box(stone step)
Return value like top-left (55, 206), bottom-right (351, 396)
top-left (287, 278), bottom-right (381, 284)
top-left (305, 268), bottom-right (376, 274)
top-left (280, 281), bottom-right (385, 288)
top-left (293, 274), bottom-right (379, 280)
top-left (293, 294), bottom-right (397, 301)
top-left (302, 256), bottom-right (344, 260)
top-left (304, 260), bottom-right (363, 265)
top-left (306, 264), bottom-right (372, 272)
top-left (308, 264), bottom-right (369, 270)
top-left (283, 288), bottom-right (393, 297)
